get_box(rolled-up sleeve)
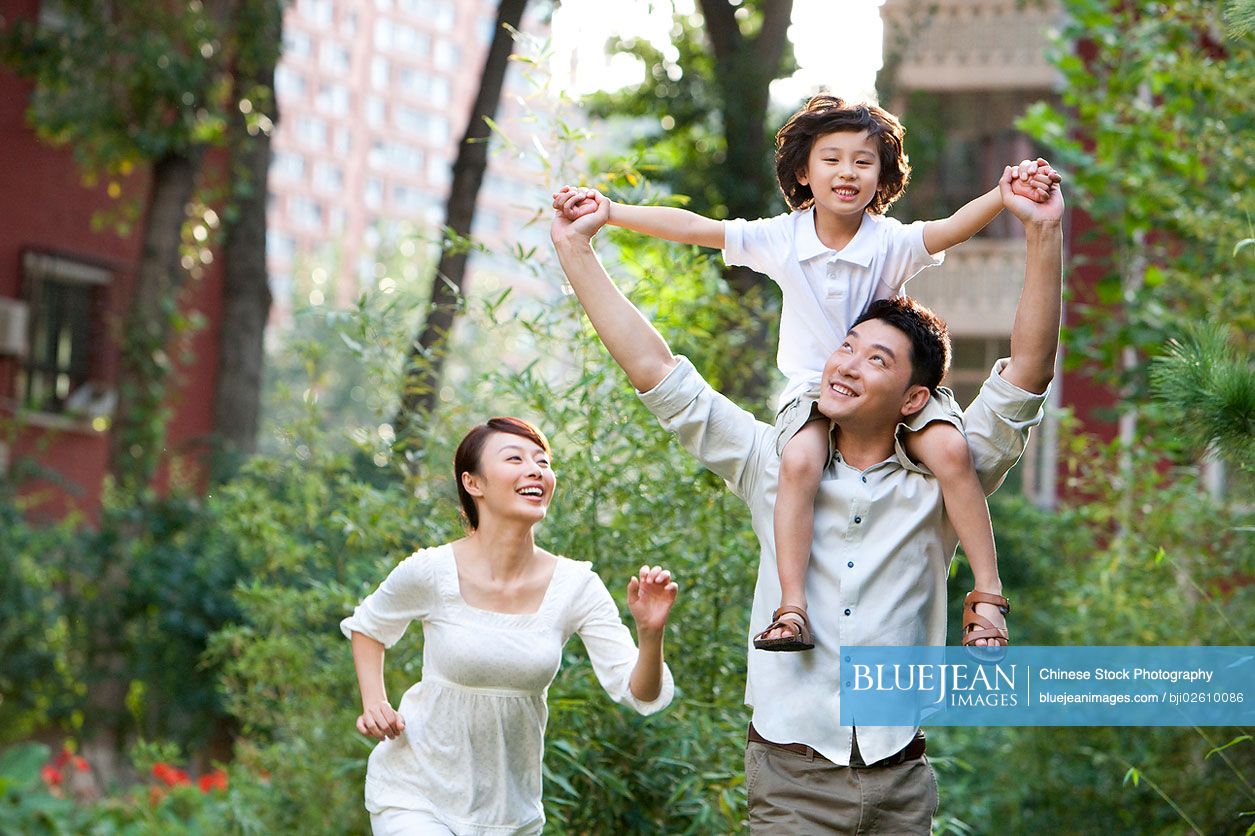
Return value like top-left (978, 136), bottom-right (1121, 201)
top-left (340, 550), bottom-right (436, 648)
top-left (573, 569), bottom-right (674, 716)
top-left (962, 359), bottom-right (1049, 494)
top-left (637, 356), bottom-right (771, 503)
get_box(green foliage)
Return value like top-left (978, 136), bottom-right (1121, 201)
top-left (1017, 0), bottom-right (1254, 395)
top-left (201, 223), bottom-right (766, 831)
top-left (937, 422), bottom-right (1254, 835)
top-left (584, 1), bottom-right (796, 221)
top-left (0, 483), bottom-right (244, 750)
top-left (1150, 323), bottom-right (1254, 472)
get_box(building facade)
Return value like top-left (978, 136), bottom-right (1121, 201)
top-left (0, 0), bottom-right (224, 521)
top-left (266, 0), bottom-right (551, 324)
top-left (879, 0), bottom-right (1106, 506)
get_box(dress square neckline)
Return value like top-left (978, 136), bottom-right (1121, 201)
top-left (444, 541), bottom-right (561, 619)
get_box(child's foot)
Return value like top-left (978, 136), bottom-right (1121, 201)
top-left (961, 591), bottom-right (1010, 646)
top-left (753, 605), bottom-right (815, 652)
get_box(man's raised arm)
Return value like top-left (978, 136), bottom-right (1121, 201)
top-left (550, 190), bottom-right (679, 393)
top-left (997, 165), bottom-right (1065, 394)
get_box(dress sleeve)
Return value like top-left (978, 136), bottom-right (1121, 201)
top-left (571, 567), bottom-right (674, 716)
top-left (879, 217), bottom-right (944, 297)
top-left (340, 549), bottom-right (439, 648)
top-left (722, 213), bottom-right (792, 283)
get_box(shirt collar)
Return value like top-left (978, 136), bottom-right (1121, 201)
top-left (794, 209), bottom-right (877, 267)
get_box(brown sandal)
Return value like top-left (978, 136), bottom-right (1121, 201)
top-left (753, 605), bottom-right (815, 652)
top-left (962, 591), bottom-right (1011, 646)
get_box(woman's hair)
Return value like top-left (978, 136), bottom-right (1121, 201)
top-left (453, 417), bottom-right (551, 530)
top-left (774, 95), bottom-right (912, 215)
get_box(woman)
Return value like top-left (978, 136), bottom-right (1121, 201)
top-left (342, 416), bottom-right (678, 835)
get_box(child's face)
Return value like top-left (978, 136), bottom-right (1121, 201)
top-left (797, 130), bottom-right (881, 221)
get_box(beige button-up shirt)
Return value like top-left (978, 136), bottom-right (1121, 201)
top-left (638, 355), bottom-right (1047, 765)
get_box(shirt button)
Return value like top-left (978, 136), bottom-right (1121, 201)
top-left (847, 561), bottom-right (854, 568)
top-left (854, 516), bottom-right (862, 524)
top-left (844, 608), bottom-right (851, 616)
top-left (844, 656), bottom-right (851, 662)
top-left (861, 476), bottom-right (867, 483)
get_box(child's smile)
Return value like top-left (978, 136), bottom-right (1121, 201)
top-left (798, 129), bottom-right (882, 227)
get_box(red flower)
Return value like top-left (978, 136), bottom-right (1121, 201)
top-left (40, 764), bottom-right (63, 787)
top-left (151, 762), bottom-right (191, 787)
top-left (70, 754), bottom-right (90, 773)
top-left (198, 770), bottom-right (228, 794)
top-left (51, 748), bottom-right (71, 769)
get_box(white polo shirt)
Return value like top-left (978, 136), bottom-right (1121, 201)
top-left (723, 209), bottom-right (943, 408)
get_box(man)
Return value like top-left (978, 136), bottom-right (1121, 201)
top-left (550, 169), bottom-right (1064, 833)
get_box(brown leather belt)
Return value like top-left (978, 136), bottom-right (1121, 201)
top-left (747, 723), bottom-right (926, 768)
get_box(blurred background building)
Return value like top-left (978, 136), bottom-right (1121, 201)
top-left (879, 0), bottom-right (1107, 506)
top-left (266, 0), bottom-right (552, 323)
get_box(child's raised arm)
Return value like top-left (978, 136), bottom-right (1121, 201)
top-left (921, 158), bottom-right (1059, 255)
top-left (553, 186), bottom-right (725, 250)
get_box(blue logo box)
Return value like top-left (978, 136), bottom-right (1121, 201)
top-left (839, 646), bottom-right (1254, 726)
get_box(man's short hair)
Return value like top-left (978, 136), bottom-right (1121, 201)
top-left (774, 95), bottom-right (912, 214)
top-left (851, 297), bottom-right (951, 393)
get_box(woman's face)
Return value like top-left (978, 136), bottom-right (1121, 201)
top-left (462, 431), bottom-right (556, 527)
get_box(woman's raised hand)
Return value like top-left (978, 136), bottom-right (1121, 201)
top-left (357, 699), bottom-right (406, 741)
top-left (627, 564), bottom-right (678, 635)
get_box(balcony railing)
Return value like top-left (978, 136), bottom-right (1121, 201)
top-left (904, 238), bottom-right (1025, 338)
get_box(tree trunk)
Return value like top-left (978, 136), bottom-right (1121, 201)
top-left (699, 0), bottom-right (794, 401)
top-left (211, 1), bottom-right (281, 482)
top-left (108, 151), bottom-right (201, 495)
top-left (396, 0), bottom-right (529, 439)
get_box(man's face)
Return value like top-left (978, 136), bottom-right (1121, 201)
top-left (816, 319), bottom-right (929, 429)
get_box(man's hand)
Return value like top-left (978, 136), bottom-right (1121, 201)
top-left (552, 185), bottom-right (603, 220)
top-left (627, 564), bottom-right (678, 637)
top-left (1007, 157), bottom-right (1061, 203)
top-left (1000, 164), bottom-right (1065, 227)
top-left (550, 187), bottom-right (610, 248)
top-left (357, 699), bottom-right (406, 741)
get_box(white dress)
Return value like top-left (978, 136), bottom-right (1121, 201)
top-left (340, 544), bottom-right (675, 835)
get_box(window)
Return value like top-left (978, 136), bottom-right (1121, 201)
top-left (284, 29), bottom-right (312, 59)
top-left (433, 40), bottom-right (460, 70)
top-left (274, 66), bottom-right (306, 99)
top-left (272, 151), bottom-right (305, 182)
top-left (320, 41), bottom-right (351, 75)
top-left (316, 82), bottom-right (349, 116)
top-left (290, 196), bottom-right (324, 230)
top-left (396, 67), bottom-right (450, 108)
top-left (294, 115), bottom-right (327, 148)
top-left (302, 0), bottom-right (334, 27)
top-left (313, 161), bottom-right (344, 192)
top-left (371, 55), bottom-right (390, 89)
top-left (17, 251), bottom-right (109, 415)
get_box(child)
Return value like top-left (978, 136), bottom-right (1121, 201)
top-left (554, 95), bottom-right (1058, 651)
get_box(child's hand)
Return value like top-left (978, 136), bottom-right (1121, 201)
top-left (1007, 158), bottom-right (1061, 204)
top-left (552, 185), bottom-right (603, 221)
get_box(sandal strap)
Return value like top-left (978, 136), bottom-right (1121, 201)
top-left (963, 626), bottom-right (1009, 646)
top-left (771, 605), bottom-right (811, 625)
top-left (963, 591), bottom-right (1010, 615)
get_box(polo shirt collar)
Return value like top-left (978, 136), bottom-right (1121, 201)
top-left (794, 209), bottom-right (877, 267)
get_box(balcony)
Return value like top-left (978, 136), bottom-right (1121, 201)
top-left (905, 238), bottom-right (1025, 338)
top-left (882, 0), bottom-right (1061, 92)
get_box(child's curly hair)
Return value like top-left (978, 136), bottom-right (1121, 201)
top-left (775, 95), bottom-right (911, 215)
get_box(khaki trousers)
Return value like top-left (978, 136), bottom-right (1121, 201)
top-left (745, 742), bottom-right (938, 834)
